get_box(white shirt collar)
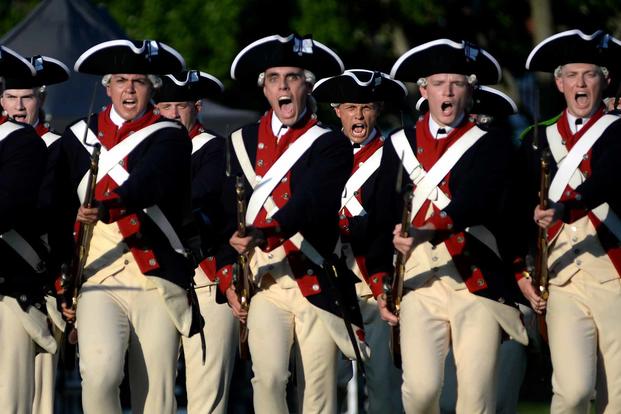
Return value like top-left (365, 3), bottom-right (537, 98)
top-left (566, 111), bottom-right (589, 135)
top-left (109, 105), bottom-right (146, 127)
top-left (428, 113), bottom-right (465, 139)
top-left (271, 109), bottom-right (307, 138)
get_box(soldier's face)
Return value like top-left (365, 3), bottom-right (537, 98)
top-left (420, 73), bottom-right (472, 127)
top-left (106, 74), bottom-right (153, 121)
top-left (334, 102), bottom-right (381, 144)
top-left (1, 88), bottom-right (43, 126)
top-left (555, 63), bottom-right (610, 118)
top-left (156, 101), bottom-right (198, 131)
top-left (263, 66), bottom-right (310, 126)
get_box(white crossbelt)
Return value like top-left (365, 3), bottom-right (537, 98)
top-left (41, 131), bottom-right (61, 147)
top-left (192, 132), bottom-right (217, 155)
top-left (231, 127), bottom-right (331, 266)
top-left (71, 120), bottom-right (188, 256)
top-left (0, 121), bottom-right (24, 143)
top-left (340, 147), bottom-right (383, 216)
top-left (391, 128), bottom-right (500, 257)
top-left (546, 115), bottom-right (621, 241)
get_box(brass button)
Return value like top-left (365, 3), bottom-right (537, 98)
top-left (312, 284), bottom-right (320, 291)
top-left (148, 258), bottom-right (157, 266)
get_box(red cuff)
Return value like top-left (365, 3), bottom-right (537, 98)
top-left (257, 218), bottom-right (286, 252)
top-left (560, 190), bottom-right (589, 223)
top-left (425, 210), bottom-right (454, 231)
top-left (367, 271), bottom-right (388, 298)
top-left (338, 214), bottom-right (351, 237)
top-left (216, 264), bottom-right (234, 295)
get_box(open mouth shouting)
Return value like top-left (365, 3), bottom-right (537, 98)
top-left (277, 96), bottom-right (295, 119)
top-left (574, 92), bottom-right (589, 108)
top-left (12, 113), bottom-right (28, 123)
top-left (351, 122), bottom-right (368, 139)
top-left (440, 101), bottom-right (454, 116)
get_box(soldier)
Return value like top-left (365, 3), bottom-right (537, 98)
top-left (0, 46), bottom-right (55, 413)
top-left (220, 34), bottom-right (368, 413)
top-left (517, 29), bottom-right (621, 413)
top-left (153, 70), bottom-right (238, 414)
top-left (312, 69), bottom-right (406, 413)
top-left (53, 39), bottom-right (199, 414)
top-left (366, 39), bottom-right (528, 413)
top-left (1, 54), bottom-right (70, 414)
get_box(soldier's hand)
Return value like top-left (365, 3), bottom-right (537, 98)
top-left (225, 286), bottom-right (248, 323)
top-left (77, 205), bottom-right (100, 224)
top-left (60, 301), bottom-right (76, 322)
top-left (534, 203), bottom-right (564, 229)
top-left (393, 224), bottom-right (414, 256)
top-left (517, 276), bottom-right (547, 314)
top-left (377, 294), bottom-right (399, 326)
top-left (229, 227), bottom-right (265, 254)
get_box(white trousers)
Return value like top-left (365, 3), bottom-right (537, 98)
top-left (248, 281), bottom-right (339, 414)
top-left (548, 271), bottom-right (621, 414)
top-left (76, 272), bottom-right (180, 414)
top-left (181, 269), bottom-right (238, 414)
top-left (400, 278), bottom-right (501, 414)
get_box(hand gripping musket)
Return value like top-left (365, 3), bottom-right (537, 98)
top-left (60, 82), bottom-right (100, 345)
top-left (233, 176), bottom-right (253, 359)
top-left (383, 152), bottom-right (413, 369)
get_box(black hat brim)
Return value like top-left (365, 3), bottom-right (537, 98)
top-left (3, 56), bottom-right (69, 89)
top-left (75, 39), bottom-right (185, 75)
top-left (526, 30), bottom-right (621, 73)
top-left (391, 39), bottom-right (501, 84)
top-left (153, 70), bottom-right (224, 103)
top-left (0, 46), bottom-right (35, 78)
top-left (231, 34), bottom-right (344, 82)
top-left (313, 69), bottom-right (407, 104)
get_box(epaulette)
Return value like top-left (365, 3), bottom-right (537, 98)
top-left (518, 113), bottom-right (562, 142)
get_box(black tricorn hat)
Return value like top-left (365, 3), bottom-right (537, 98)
top-left (312, 69), bottom-right (407, 104)
top-left (416, 85), bottom-right (517, 118)
top-left (153, 70), bottom-right (224, 103)
top-left (0, 45), bottom-right (35, 78)
top-left (74, 39), bottom-right (185, 75)
top-left (3, 55), bottom-right (70, 89)
top-left (230, 34), bottom-right (344, 82)
top-left (391, 39), bottom-right (501, 85)
top-left (526, 29), bottom-right (621, 73)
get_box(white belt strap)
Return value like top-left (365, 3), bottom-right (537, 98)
top-left (0, 230), bottom-right (45, 272)
top-left (548, 115), bottom-right (618, 202)
top-left (391, 127), bottom-right (500, 257)
top-left (41, 131), bottom-right (61, 147)
top-left (0, 121), bottom-right (24, 143)
top-left (409, 126), bottom-right (486, 221)
top-left (340, 147), bottom-right (383, 216)
top-left (192, 132), bottom-right (217, 155)
top-left (231, 128), bottom-right (332, 267)
top-left (245, 125), bottom-right (329, 225)
top-left (547, 116), bottom-right (621, 241)
top-left (73, 120), bottom-right (180, 204)
top-left (71, 120), bottom-right (187, 255)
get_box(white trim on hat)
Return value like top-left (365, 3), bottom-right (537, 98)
top-left (35, 56), bottom-right (70, 76)
top-left (525, 29), bottom-right (604, 70)
top-left (74, 39), bottom-right (186, 72)
top-left (0, 45), bottom-right (36, 76)
top-left (230, 34), bottom-right (345, 80)
top-left (478, 85), bottom-right (517, 113)
top-left (164, 71), bottom-right (224, 92)
top-left (313, 69), bottom-right (407, 95)
top-left (390, 38), bottom-right (501, 83)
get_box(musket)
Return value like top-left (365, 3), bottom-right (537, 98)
top-left (383, 151), bottom-right (413, 369)
top-left (60, 81), bottom-right (100, 345)
top-left (534, 149), bottom-right (551, 301)
top-left (233, 176), bottom-right (253, 359)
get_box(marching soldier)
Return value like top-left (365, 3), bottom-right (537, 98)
top-left (1, 54), bottom-right (70, 414)
top-left (0, 46), bottom-right (56, 413)
top-left (517, 29), bottom-right (621, 413)
top-left (52, 39), bottom-right (200, 414)
top-left (154, 70), bottom-right (238, 414)
top-left (312, 69), bottom-right (406, 413)
top-left (366, 39), bottom-right (528, 413)
top-left (219, 34), bottom-right (368, 413)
